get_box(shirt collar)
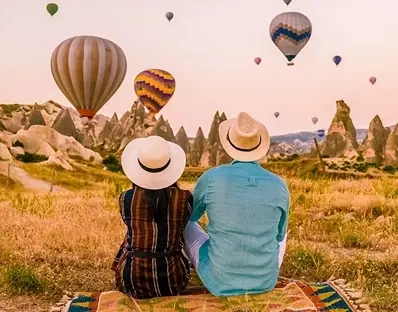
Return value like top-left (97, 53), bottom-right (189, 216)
top-left (231, 160), bottom-right (260, 166)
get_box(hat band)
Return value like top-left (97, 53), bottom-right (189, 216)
top-left (138, 158), bottom-right (171, 173)
top-left (226, 128), bottom-right (262, 152)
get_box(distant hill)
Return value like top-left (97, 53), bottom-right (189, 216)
top-left (270, 129), bottom-right (369, 144)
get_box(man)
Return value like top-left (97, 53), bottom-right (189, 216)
top-left (183, 112), bottom-right (290, 296)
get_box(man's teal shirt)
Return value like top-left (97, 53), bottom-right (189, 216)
top-left (191, 161), bottom-right (290, 296)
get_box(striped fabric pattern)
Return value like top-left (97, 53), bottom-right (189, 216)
top-left (112, 186), bottom-right (192, 299)
top-left (50, 36), bottom-right (127, 119)
top-left (134, 69), bottom-right (176, 114)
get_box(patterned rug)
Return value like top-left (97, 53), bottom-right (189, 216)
top-left (58, 276), bottom-right (371, 312)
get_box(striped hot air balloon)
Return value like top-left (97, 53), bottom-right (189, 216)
top-left (269, 12), bottom-right (312, 66)
top-left (50, 35), bottom-right (127, 119)
top-left (134, 69), bottom-right (176, 114)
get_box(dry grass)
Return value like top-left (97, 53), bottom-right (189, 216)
top-left (0, 161), bottom-right (397, 311)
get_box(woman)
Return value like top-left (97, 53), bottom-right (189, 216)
top-left (112, 135), bottom-right (192, 299)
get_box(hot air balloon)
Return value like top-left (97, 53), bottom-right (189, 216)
top-left (274, 111), bottom-right (280, 118)
top-left (283, 0), bottom-right (293, 5)
top-left (166, 12), bottom-right (174, 21)
top-left (47, 3), bottom-right (58, 16)
top-left (369, 77), bottom-right (377, 85)
top-left (50, 36), bottom-right (127, 120)
top-left (134, 69), bottom-right (176, 115)
top-left (254, 57), bottom-right (262, 65)
top-left (333, 55), bottom-right (342, 66)
top-left (312, 117), bottom-right (318, 125)
top-left (269, 12), bottom-right (312, 66)
top-left (317, 129), bottom-right (325, 138)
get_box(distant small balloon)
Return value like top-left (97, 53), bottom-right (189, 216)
top-left (254, 57), bottom-right (262, 65)
top-left (274, 111), bottom-right (280, 118)
top-left (283, 0), bottom-right (293, 5)
top-left (312, 117), bottom-right (318, 125)
top-left (333, 55), bottom-right (342, 66)
top-left (166, 12), bottom-right (174, 21)
top-left (369, 76), bottom-right (377, 85)
top-left (317, 129), bottom-right (325, 138)
top-left (46, 3), bottom-right (58, 16)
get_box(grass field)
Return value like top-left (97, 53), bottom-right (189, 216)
top-left (0, 159), bottom-right (397, 311)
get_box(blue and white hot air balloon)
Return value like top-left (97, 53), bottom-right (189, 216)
top-left (269, 12), bottom-right (312, 66)
top-left (317, 129), bottom-right (325, 138)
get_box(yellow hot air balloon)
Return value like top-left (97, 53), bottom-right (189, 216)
top-left (50, 35), bottom-right (127, 119)
top-left (134, 69), bottom-right (176, 115)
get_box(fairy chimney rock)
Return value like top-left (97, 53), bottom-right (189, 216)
top-left (360, 115), bottom-right (390, 164)
top-left (320, 100), bottom-right (358, 158)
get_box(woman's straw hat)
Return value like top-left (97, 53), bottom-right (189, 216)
top-left (121, 136), bottom-right (186, 190)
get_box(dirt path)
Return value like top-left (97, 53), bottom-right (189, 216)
top-left (0, 162), bottom-right (66, 193)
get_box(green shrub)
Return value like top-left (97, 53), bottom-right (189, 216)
top-left (16, 152), bottom-right (48, 163)
top-left (356, 155), bottom-right (365, 162)
top-left (383, 165), bottom-right (396, 174)
top-left (103, 154), bottom-right (122, 172)
top-left (12, 140), bottom-right (24, 148)
top-left (4, 265), bottom-right (47, 294)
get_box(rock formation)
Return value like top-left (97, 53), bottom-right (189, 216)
top-left (1, 101), bottom-right (397, 168)
top-left (175, 127), bottom-right (191, 165)
top-left (360, 115), bottom-right (390, 164)
top-left (199, 112), bottom-right (232, 167)
top-left (190, 128), bottom-right (206, 167)
top-left (150, 116), bottom-right (175, 142)
top-left (100, 101), bottom-right (156, 151)
top-left (52, 109), bottom-right (78, 139)
top-left (320, 100), bottom-right (359, 158)
top-left (12, 126), bottom-right (102, 163)
top-left (24, 105), bottom-right (46, 130)
top-left (384, 124), bottom-right (398, 166)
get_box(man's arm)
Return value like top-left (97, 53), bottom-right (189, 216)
top-left (190, 171), bottom-right (209, 221)
top-left (277, 185), bottom-right (290, 242)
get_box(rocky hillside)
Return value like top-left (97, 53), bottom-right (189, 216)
top-left (0, 100), bottom-right (397, 168)
top-left (318, 100), bottom-right (398, 166)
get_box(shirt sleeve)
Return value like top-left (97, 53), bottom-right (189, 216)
top-left (277, 185), bottom-right (290, 242)
top-left (190, 171), bottom-right (209, 221)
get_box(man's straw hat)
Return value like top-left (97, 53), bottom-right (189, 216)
top-left (219, 112), bottom-right (270, 161)
top-left (121, 136), bottom-right (186, 190)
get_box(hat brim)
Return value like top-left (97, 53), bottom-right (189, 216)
top-left (219, 118), bottom-right (271, 161)
top-left (121, 138), bottom-right (186, 190)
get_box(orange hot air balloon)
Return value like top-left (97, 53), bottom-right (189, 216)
top-left (50, 35), bottom-right (127, 119)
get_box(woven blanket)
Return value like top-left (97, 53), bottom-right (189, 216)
top-left (59, 277), bottom-right (369, 312)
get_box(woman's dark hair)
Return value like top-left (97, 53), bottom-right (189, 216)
top-left (142, 182), bottom-right (179, 223)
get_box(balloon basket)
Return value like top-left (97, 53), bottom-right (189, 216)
top-left (287, 62), bottom-right (294, 66)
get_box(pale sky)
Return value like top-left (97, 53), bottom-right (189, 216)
top-left (0, 0), bottom-right (397, 136)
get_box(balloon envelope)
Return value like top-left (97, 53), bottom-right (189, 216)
top-left (317, 129), bottom-right (325, 138)
top-left (166, 12), bottom-right (174, 21)
top-left (50, 35), bottom-right (127, 119)
top-left (283, 0), bottom-right (293, 4)
top-left (312, 117), bottom-right (318, 124)
top-left (369, 77), bottom-right (376, 85)
top-left (269, 12), bottom-right (312, 64)
top-left (134, 69), bottom-right (176, 114)
top-left (274, 111), bottom-right (280, 118)
top-left (254, 57), bottom-right (262, 65)
top-left (47, 3), bottom-right (58, 16)
top-left (333, 55), bottom-right (342, 66)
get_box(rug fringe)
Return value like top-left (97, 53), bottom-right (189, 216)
top-left (329, 279), bottom-right (372, 312)
top-left (49, 291), bottom-right (76, 312)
